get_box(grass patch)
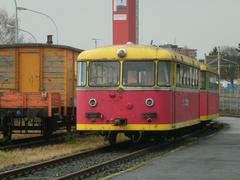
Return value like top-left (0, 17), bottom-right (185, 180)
top-left (0, 133), bottom-right (128, 170)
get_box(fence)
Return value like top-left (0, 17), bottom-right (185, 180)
top-left (219, 87), bottom-right (240, 115)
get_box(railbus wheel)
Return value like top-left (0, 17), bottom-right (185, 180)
top-left (130, 132), bottom-right (143, 143)
top-left (107, 132), bottom-right (118, 145)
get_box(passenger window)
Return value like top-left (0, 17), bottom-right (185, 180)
top-left (195, 69), bottom-right (199, 87)
top-left (176, 64), bottom-right (181, 86)
top-left (158, 61), bottom-right (171, 86)
top-left (200, 71), bottom-right (206, 89)
top-left (180, 65), bottom-right (184, 86)
top-left (77, 61), bottom-right (86, 87)
top-left (190, 67), bottom-right (193, 87)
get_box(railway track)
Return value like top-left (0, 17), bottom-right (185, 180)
top-left (220, 113), bottom-right (240, 117)
top-left (0, 131), bottom-right (78, 151)
top-left (0, 122), bottom-right (223, 180)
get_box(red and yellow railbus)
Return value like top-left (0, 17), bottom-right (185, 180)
top-left (76, 44), bottom-right (219, 144)
top-left (199, 64), bottom-right (219, 121)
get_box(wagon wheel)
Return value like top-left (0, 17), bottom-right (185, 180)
top-left (42, 117), bottom-right (56, 138)
top-left (66, 116), bottom-right (72, 132)
top-left (2, 116), bottom-right (13, 143)
top-left (107, 132), bottom-right (118, 145)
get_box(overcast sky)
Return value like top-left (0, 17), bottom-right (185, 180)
top-left (0, 0), bottom-right (239, 58)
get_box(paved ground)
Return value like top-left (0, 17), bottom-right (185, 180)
top-left (111, 117), bottom-right (240, 180)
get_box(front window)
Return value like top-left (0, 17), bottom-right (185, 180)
top-left (89, 61), bottom-right (120, 86)
top-left (123, 61), bottom-right (155, 86)
top-left (77, 61), bottom-right (86, 87)
top-left (158, 61), bottom-right (171, 86)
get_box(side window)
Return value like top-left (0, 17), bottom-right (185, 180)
top-left (183, 65), bottom-right (187, 86)
top-left (77, 61), bottom-right (86, 87)
top-left (190, 67), bottom-right (193, 87)
top-left (186, 66), bottom-right (190, 86)
top-left (176, 63), bottom-right (186, 87)
top-left (158, 61), bottom-right (171, 86)
top-left (176, 64), bottom-right (199, 88)
top-left (200, 71), bottom-right (206, 89)
top-left (183, 65), bottom-right (191, 87)
top-left (193, 68), bottom-right (198, 88)
top-left (196, 69), bottom-right (199, 88)
top-left (180, 64), bottom-right (184, 86)
top-left (176, 63), bottom-right (181, 86)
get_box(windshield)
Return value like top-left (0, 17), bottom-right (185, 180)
top-left (123, 61), bottom-right (155, 86)
top-left (89, 61), bottom-right (120, 86)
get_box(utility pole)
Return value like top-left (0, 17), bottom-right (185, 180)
top-left (218, 46), bottom-right (221, 79)
top-left (237, 43), bottom-right (240, 94)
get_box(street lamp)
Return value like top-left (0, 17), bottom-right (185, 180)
top-left (7, 24), bottom-right (37, 43)
top-left (17, 7), bottom-right (59, 44)
top-left (19, 29), bottom-right (37, 43)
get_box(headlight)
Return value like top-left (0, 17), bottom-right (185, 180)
top-left (117, 48), bottom-right (127, 58)
top-left (145, 98), bottom-right (154, 107)
top-left (89, 98), bottom-right (97, 107)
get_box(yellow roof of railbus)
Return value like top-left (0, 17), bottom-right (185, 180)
top-left (78, 44), bottom-right (199, 67)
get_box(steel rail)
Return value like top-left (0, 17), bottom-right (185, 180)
top-left (0, 142), bottom-right (128, 179)
top-left (0, 132), bottom-right (71, 151)
top-left (55, 144), bottom-right (162, 180)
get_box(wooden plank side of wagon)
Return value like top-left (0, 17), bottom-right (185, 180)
top-left (0, 54), bottom-right (15, 90)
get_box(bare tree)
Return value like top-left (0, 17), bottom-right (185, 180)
top-left (220, 46), bottom-right (240, 84)
top-left (207, 46), bottom-right (240, 83)
top-left (0, 9), bottom-right (16, 44)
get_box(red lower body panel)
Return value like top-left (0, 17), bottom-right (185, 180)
top-left (77, 90), bottom-right (200, 131)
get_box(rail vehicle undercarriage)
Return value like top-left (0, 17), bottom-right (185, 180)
top-left (0, 92), bottom-right (74, 142)
top-left (102, 121), bottom-right (211, 145)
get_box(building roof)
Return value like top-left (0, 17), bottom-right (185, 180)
top-left (0, 43), bottom-right (83, 52)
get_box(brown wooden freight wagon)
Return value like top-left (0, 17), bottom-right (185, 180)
top-left (0, 43), bottom-right (83, 141)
